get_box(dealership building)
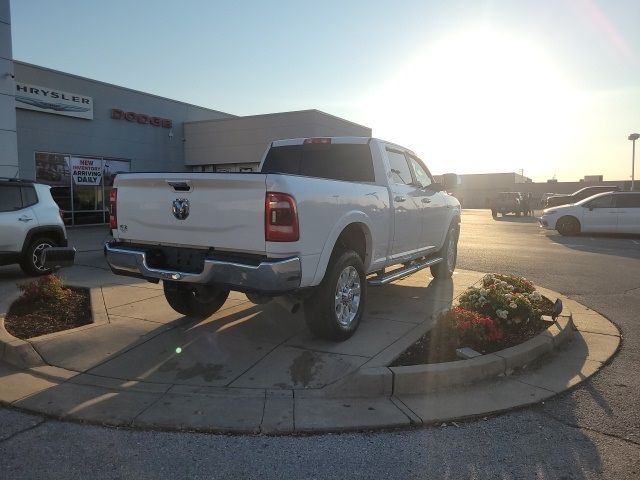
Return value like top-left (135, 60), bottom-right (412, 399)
top-left (0, 2), bottom-right (370, 224)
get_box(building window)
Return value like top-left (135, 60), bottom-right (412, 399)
top-left (35, 152), bottom-right (131, 225)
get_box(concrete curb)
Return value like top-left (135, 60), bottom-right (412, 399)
top-left (0, 283), bottom-right (106, 369)
top-left (336, 314), bottom-right (574, 397)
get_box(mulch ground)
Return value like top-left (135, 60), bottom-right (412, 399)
top-left (392, 296), bottom-right (556, 366)
top-left (4, 287), bottom-right (92, 340)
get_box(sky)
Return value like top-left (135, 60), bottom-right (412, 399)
top-left (10, 0), bottom-right (640, 182)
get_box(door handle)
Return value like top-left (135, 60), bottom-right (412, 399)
top-left (421, 198), bottom-right (431, 204)
top-left (394, 196), bottom-right (406, 203)
top-left (18, 216), bottom-right (33, 222)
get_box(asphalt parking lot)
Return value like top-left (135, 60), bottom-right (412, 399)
top-left (1, 209), bottom-right (639, 479)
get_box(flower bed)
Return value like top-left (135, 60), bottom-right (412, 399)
top-left (4, 275), bottom-right (91, 340)
top-left (393, 274), bottom-right (555, 366)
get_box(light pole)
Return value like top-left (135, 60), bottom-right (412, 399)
top-left (630, 133), bottom-right (640, 191)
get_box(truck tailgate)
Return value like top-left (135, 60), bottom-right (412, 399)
top-left (114, 173), bottom-right (267, 253)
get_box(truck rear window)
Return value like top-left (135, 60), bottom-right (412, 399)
top-left (262, 144), bottom-right (375, 182)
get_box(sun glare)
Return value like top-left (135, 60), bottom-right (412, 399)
top-left (366, 28), bottom-right (580, 178)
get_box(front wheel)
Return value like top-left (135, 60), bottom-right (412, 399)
top-left (557, 216), bottom-right (581, 236)
top-left (163, 281), bottom-right (229, 318)
top-left (304, 250), bottom-right (366, 341)
top-left (431, 224), bottom-right (458, 280)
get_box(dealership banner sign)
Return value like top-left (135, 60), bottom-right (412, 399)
top-left (71, 157), bottom-right (103, 185)
top-left (15, 82), bottom-right (93, 120)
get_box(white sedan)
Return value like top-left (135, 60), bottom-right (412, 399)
top-left (539, 191), bottom-right (640, 235)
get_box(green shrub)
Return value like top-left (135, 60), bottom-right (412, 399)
top-left (481, 273), bottom-right (535, 294)
top-left (18, 274), bottom-right (71, 304)
top-left (458, 277), bottom-right (543, 333)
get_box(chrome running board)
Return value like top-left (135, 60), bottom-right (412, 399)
top-left (367, 256), bottom-right (443, 286)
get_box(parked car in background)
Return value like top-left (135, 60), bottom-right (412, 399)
top-left (540, 193), bottom-right (556, 207)
top-left (544, 186), bottom-right (619, 208)
top-left (0, 178), bottom-right (75, 275)
top-left (490, 192), bottom-right (525, 217)
top-left (540, 191), bottom-right (640, 235)
top-left (105, 136), bottom-right (461, 341)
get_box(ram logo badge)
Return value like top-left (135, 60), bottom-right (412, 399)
top-left (172, 198), bottom-right (190, 220)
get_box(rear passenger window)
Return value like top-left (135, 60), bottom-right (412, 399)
top-left (586, 195), bottom-right (613, 208)
top-left (262, 144), bottom-right (375, 182)
top-left (21, 186), bottom-right (38, 207)
top-left (615, 194), bottom-right (640, 208)
top-left (0, 185), bottom-right (23, 212)
top-left (386, 150), bottom-right (413, 185)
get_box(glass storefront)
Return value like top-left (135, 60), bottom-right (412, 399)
top-left (35, 152), bottom-right (131, 225)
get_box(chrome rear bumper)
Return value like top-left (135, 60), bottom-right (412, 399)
top-left (104, 242), bottom-right (301, 293)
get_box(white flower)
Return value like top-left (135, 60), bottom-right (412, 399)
top-left (509, 302), bottom-right (518, 309)
top-left (496, 309), bottom-right (508, 319)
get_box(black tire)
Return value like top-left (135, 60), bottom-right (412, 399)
top-left (431, 224), bottom-right (458, 280)
top-left (162, 281), bottom-right (230, 317)
top-left (557, 216), bottom-right (581, 236)
top-left (491, 209), bottom-right (497, 218)
top-left (515, 210), bottom-right (521, 217)
top-left (304, 250), bottom-right (366, 341)
top-left (20, 237), bottom-right (57, 276)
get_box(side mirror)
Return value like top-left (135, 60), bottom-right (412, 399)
top-left (442, 173), bottom-right (458, 191)
top-left (423, 182), bottom-right (444, 191)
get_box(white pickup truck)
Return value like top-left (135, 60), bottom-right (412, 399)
top-left (105, 137), bottom-right (460, 340)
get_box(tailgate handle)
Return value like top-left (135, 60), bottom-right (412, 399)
top-left (167, 181), bottom-right (192, 192)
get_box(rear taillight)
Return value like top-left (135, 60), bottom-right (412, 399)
top-left (265, 192), bottom-right (299, 242)
top-left (109, 188), bottom-right (118, 229)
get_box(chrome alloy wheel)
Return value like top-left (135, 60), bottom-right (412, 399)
top-left (334, 265), bottom-right (361, 327)
top-left (33, 242), bottom-right (53, 272)
top-left (446, 234), bottom-right (457, 273)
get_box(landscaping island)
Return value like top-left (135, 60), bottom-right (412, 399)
top-left (4, 275), bottom-right (91, 340)
top-left (394, 274), bottom-right (557, 365)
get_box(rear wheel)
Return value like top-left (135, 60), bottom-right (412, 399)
top-left (304, 250), bottom-right (366, 341)
top-left (431, 224), bottom-right (458, 279)
top-left (163, 281), bottom-right (229, 317)
top-left (557, 216), bottom-right (581, 236)
top-left (20, 237), bottom-right (57, 276)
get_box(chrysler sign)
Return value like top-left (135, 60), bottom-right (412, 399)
top-left (15, 82), bottom-right (93, 120)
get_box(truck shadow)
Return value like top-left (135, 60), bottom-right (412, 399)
top-left (1, 274), bottom-right (458, 430)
